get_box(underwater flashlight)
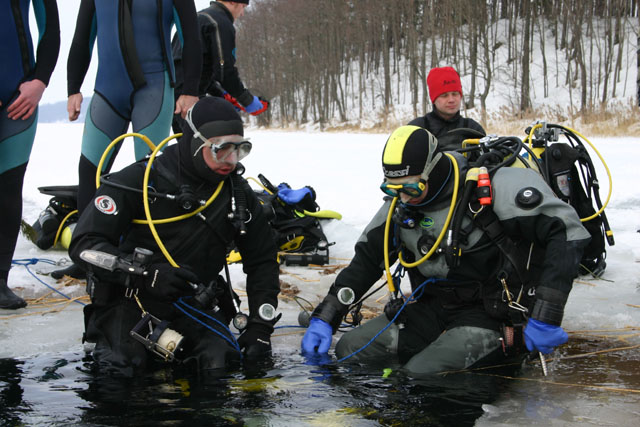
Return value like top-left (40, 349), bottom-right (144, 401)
top-left (130, 312), bottom-right (184, 362)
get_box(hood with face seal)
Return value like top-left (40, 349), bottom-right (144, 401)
top-left (178, 96), bottom-right (244, 184)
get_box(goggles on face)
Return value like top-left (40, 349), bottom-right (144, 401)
top-left (185, 106), bottom-right (251, 162)
top-left (209, 138), bottom-right (252, 162)
top-left (380, 180), bottom-right (426, 198)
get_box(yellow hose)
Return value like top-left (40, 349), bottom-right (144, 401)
top-left (382, 153), bottom-right (460, 292)
top-left (141, 134), bottom-right (223, 267)
top-left (560, 125), bottom-right (613, 223)
top-left (95, 133), bottom-right (156, 189)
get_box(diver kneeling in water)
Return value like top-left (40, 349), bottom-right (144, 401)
top-left (70, 97), bottom-right (280, 376)
top-left (302, 125), bottom-right (590, 375)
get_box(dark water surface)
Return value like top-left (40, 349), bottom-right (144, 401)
top-left (0, 348), bottom-right (516, 426)
top-left (1, 336), bottom-right (638, 426)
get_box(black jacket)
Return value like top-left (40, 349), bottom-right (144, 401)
top-left (408, 111), bottom-right (486, 152)
top-left (69, 144), bottom-right (279, 324)
top-left (172, 1), bottom-right (253, 106)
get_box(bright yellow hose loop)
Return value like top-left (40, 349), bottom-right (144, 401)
top-left (398, 153), bottom-right (460, 268)
top-left (142, 133), bottom-right (222, 267)
top-left (247, 176), bottom-right (272, 194)
top-left (383, 197), bottom-right (399, 293)
top-left (461, 139), bottom-right (480, 157)
top-left (524, 124), bottom-right (612, 222)
top-left (382, 153), bottom-right (460, 293)
top-left (131, 133), bottom-right (223, 225)
top-left (95, 133), bottom-right (157, 189)
top-left (52, 209), bottom-right (78, 247)
top-left (560, 125), bottom-right (613, 223)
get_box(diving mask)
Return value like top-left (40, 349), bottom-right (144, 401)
top-left (185, 104), bottom-right (251, 162)
top-left (206, 137), bottom-right (252, 162)
top-left (380, 180), bottom-right (426, 198)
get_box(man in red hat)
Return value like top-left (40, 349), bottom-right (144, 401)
top-left (409, 66), bottom-right (485, 151)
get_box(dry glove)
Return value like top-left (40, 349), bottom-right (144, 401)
top-left (524, 318), bottom-right (568, 354)
top-left (140, 264), bottom-right (198, 301)
top-left (245, 95), bottom-right (268, 116)
top-left (237, 323), bottom-right (272, 358)
top-left (301, 318), bottom-right (332, 354)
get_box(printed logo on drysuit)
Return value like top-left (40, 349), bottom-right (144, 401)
top-left (94, 196), bottom-right (118, 215)
top-left (420, 217), bottom-right (434, 228)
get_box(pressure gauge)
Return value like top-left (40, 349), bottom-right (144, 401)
top-left (258, 303), bottom-right (277, 321)
top-left (337, 287), bottom-right (356, 305)
top-left (233, 312), bottom-right (249, 331)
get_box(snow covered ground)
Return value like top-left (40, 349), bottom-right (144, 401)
top-left (1, 123), bottom-right (639, 425)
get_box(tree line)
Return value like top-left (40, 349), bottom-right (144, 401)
top-left (235, 0), bottom-right (639, 128)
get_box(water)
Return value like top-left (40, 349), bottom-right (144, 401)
top-left (1, 334), bottom-right (638, 426)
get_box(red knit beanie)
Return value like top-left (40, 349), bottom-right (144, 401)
top-left (427, 67), bottom-right (462, 103)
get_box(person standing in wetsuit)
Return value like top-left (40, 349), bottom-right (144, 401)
top-left (0, 0), bottom-right (60, 309)
top-left (55, 0), bottom-right (202, 279)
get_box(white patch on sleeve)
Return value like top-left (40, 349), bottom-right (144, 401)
top-left (94, 195), bottom-right (118, 215)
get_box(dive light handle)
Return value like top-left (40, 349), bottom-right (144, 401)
top-left (79, 249), bottom-right (149, 276)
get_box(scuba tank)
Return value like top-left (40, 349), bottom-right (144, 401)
top-left (526, 122), bottom-right (613, 277)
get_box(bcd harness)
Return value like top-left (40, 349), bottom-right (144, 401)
top-left (377, 145), bottom-right (543, 355)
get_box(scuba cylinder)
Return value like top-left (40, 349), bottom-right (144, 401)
top-left (525, 121), bottom-right (613, 276)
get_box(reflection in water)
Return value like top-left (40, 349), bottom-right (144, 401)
top-left (1, 337), bottom-right (637, 425)
top-left (0, 358), bottom-right (26, 426)
top-left (0, 351), bottom-right (509, 426)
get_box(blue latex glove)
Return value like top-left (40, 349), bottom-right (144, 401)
top-left (524, 318), bottom-right (568, 354)
top-left (245, 95), bottom-right (268, 115)
top-left (278, 186), bottom-right (313, 205)
top-left (301, 318), bottom-right (333, 354)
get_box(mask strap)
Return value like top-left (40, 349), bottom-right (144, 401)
top-left (185, 107), bottom-right (210, 157)
top-left (421, 133), bottom-right (441, 181)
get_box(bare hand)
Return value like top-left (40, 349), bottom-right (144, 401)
top-left (174, 95), bottom-right (199, 118)
top-left (7, 80), bottom-right (46, 120)
top-left (67, 93), bottom-right (83, 121)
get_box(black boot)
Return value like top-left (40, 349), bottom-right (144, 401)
top-left (0, 279), bottom-right (27, 309)
top-left (51, 263), bottom-right (86, 280)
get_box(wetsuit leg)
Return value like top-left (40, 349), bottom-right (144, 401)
top-left (85, 300), bottom-right (150, 377)
top-left (402, 326), bottom-right (502, 376)
top-left (131, 71), bottom-right (174, 159)
top-left (76, 93), bottom-right (129, 214)
top-left (335, 314), bottom-right (401, 363)
top-left (0, 108), bottom-right (37, 272)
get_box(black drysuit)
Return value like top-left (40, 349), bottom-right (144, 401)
top-left (69, 143), bottom-right (279, 375)
top-left (316, 153), bottom-right (590, 375)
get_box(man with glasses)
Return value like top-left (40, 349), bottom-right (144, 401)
top-left (69, 96), bottom-right (279, 376)
top-left (302, 125), bottom-right (590, 376)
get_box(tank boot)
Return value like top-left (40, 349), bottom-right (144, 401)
top-left (0, 279), bottom-right (27, 309)
top-left (51, 262), bottom-right (86, 280)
